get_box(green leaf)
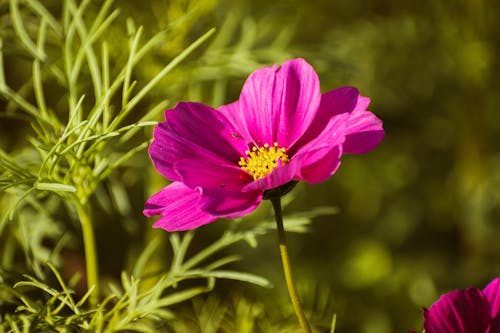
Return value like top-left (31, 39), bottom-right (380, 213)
top-left (34, 182), bottom-right (77, 193)
top-left (153, 286), bottom-right (211, 308)
top-left (206, 270), bottom-right (272, 288)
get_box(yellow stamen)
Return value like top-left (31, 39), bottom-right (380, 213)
top-left (239, 142), bottom-right (289, 180)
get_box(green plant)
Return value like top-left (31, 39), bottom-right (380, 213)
top-left (0, 1), bottom-right (338, 331)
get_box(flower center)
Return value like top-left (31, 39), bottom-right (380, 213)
top-left (239, 142), bottom-right (289, 180)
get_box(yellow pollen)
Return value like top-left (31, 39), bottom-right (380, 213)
top-left (239, 142), bottom-right (289, 180)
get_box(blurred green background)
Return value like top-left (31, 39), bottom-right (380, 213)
top-left (1, 0), bottom-right (500, 332)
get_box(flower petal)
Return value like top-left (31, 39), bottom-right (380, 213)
top-left (231, 58), bottom-right (321, 148)
top-left (218, 101), bottom-right (254, 146)
top-left (343, 95), bottom-right (385, 154)
top-left (423, 288), bottom-right (491, 333)
top-left (242, 153), bottom-right (305, 192)
top-left (490, 313), bottom-right (500, 333)
top-left (148, 124), bottom-right (182, 181)
top-left (174, 158), bottom-right (252, 189)
top-left (290, 87), bottom-right (384, 159)
top-left (240, 144), bottom-right (341, 192)
top-left (289, 87), bottom-right (359, 154)
top-left (198, 187), bottom-right (262, 217)
top-left (483, 278), bottom-right (500, 319)
top-left (149, 102), bottom-right (248, 182)
top-left (143, 182), bottom-right (216, 231)
top-left (289, 87), bottom-right (358, 155)
top-left (299, 145), bottom-right (342, 184)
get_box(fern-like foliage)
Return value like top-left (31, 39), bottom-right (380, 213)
top-left (0, 0), bottom-right (338, 331)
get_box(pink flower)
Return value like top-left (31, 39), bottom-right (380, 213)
top-left (416, 278), bottom-right (500, 333)
top-left (143, 58), bottom-right (384, 231)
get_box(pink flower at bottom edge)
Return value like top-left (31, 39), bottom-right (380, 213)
top-left (143, 58), bottom-right (384, 231)
top-left (418, 278), bottom-right (500, 333)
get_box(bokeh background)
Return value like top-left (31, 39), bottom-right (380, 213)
top-left (1, 0), bottom-right (500, 332)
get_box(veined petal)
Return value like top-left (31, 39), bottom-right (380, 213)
top-left (423, 288), bottom-right (490, 333)
top-left (299, 145), bottom-right (342, 184)
top-left (283, 88), bottom-right (351, 183)
top-left (175, 158), bottom-right (252, 189)
top-left (290, 87), bottom-right (358, 153)
top-left (148, 124), bottom-right (182, 181)
top-left (290, 87), bottom-right (384, 158)
top-left (343, 95), bottom-right (385, 154)
top-left (484, 278), bottom-right (500, 319)
top-left (198, 187), bottom-right (262, 217)
top-left (143, 182), bottom-right (216, 231)
top-left (149, 102), bottom-right (248, 182)
top-left (235, 58), bottom-right (321, 148)
top-left (218, 101), bottom-right (254, 145)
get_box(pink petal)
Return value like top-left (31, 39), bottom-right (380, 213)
top-left (423, 288), bottom-right (491, 333)
top-left (299, 145), bottom-right (342, 184)
top-left (218, 101), bottom-right (254, 146)
top-left (242, 155), bottom-right (304, 192)
top-left (148, 124), bottom-right (182, 182)
top-left (198, 187), bottom-right (262, 217)
top-left (240, 144), bottom-right (341, 193)
top-left (483, 278), bottom-right (500, 319)
top-left (232, 58), bottom-right (321, 148)
top-left (290, 87), bottom-right (384, 159)
top-left (149, 102), bottom-right (248, 182)
top-left (284, 89), bottom-right (353, 185)
top-left (284, 87), bottom-right (352, 183)
top-left (174, 158), bottom-right (252, 189)
top-left (490, 314), bottom-right (500, 333)
top-left (143, 182), bottom-right (217, 231)
top-left (289, 87), bottom-right (358, 155)
top-left (343, 95), bottom-right (385, 154)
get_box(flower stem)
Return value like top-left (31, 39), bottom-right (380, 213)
top-left (75, 200), bottom-right (99, 306)
top-left (271, 197), bottom-right (312, 333)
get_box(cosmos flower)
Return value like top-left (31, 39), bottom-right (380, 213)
top-left (143, 58), bottom-right (384, 231)
top-left (416, 278), bottom-right (500, 333)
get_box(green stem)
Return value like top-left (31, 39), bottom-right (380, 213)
top-left (75, 200), bottom-right (99, 306)
top-left (271, 197), bottom-right (312, 333)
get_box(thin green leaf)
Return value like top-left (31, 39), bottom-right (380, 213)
top-left (205, 270), bottom-right (272, 288)
top-left (205, 255), bottom-right (241, 270)
top-left (9, 0), bottom-right (46, 61)
top-left (153, 286), bottom-right (211, 308)
top-left (0, 37), bottom-right (6, 89)
top-left (170, 231), bottom-right (195, 276)
top-left (32, 17), bottom-right (48, 118)
top-left (25, 0), bottom-right (62, 37)
top-left (118, 100), bottom-right (166, 144)
top-left (95, 141), bottom-right (149, 181)
top-left (34, 182), bottom-right (77, 193)
top-left (132, 236), bottom-right (161, 278)
top-left (182, 232), bottom-right (239, 271)
top-left (330, 313), bottom-right (337, 333)
top-left (7, 188), bottom-right (35, 220)
top-left (122, 26), bottom-right (143, 108)
top-left (108, 28), bottom-right (216, 131)
top-left (47, 263), bottom-right (78, 313)
top-left (101, 41), bottom-right (111, 128)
